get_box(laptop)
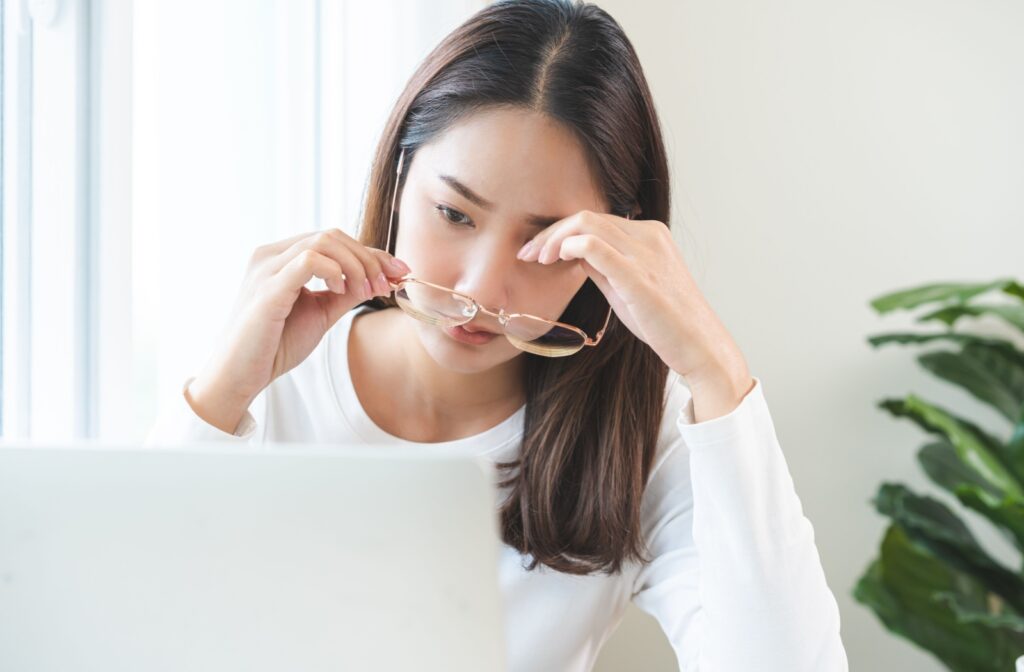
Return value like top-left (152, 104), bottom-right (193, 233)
top-left (0, 442), bottom-right (508, 672)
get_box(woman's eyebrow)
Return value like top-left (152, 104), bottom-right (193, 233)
top-left (526, 214), bottom-right (560, 229)
top-left (438, 174), bottom-right (494, 209)
top-left (437, 173), bottom-right (561, 229)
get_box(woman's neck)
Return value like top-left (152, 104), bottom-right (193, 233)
top-left (350, 306), bottom-right (526, 441)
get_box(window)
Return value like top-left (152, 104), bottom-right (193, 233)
top-left (1, 0), bottom-right (485, 442)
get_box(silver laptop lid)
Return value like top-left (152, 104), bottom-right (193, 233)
top-left (0, 443), bottom-right (507, 672)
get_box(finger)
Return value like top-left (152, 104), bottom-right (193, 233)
top-left (256, 229), bottom-right (322, 260)
top-left (365, 246), bottom-right (411, 279)
top-left (308, 286), bottom-right (359, 328)
top-left (275, 231), bottom-right (394, 298)
top-left (322, 243), bottom-right (364, 297)
top-left (557, 234), bottom-right (636, 289)
top-left (317, 232), bottom-right (405, 295)
top-left (325, 243), bottom-right (389, 301)
top-left (523, 212), bottom-right (637, 265)
top-left (273, 230), bottom-right (342, 274)
top-left (338, 230), bottom-right (411, 278)
top-left (555, 209), bottom-right (639, 237)
top-left (271, 249), bottom-right (346, 299)
top-left (332, 244), bottom-right (407, 299)
top-left (338, 242), bottom-right (393, 297)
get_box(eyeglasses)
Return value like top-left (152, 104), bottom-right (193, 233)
top-left (382, 147), bottom-right (613, 357)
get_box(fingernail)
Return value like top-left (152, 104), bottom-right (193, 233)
top-left (337, 276), bottom-right (346, 294)
top-left (517, 240), bottom-right (534, 259)
top-left (363, 278), bottom-right (372, 300)
top-left (376, 272), bottom-right (389, 294)
top-left (388, 257), bottom-right (410, 274)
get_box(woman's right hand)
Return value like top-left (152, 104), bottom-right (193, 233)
top-left (186, 228), bottom-right (409, 433)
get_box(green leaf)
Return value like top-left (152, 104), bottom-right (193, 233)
top-left (879, 395), bottom-right (1024, 498)
top-left (917, 303), bottom-right (1024, 334)
top-left (918, 441), bottom-right (1002, 501)
top-left (868, 333), bottom-right (1024, 423)
top-left (954, 484), bottom-right (1024, 555)
top-left (918, 345), bottom-right (1024, 423)
top-left (934, 591), bottom-right (1024, 633)
top-left (1004, 282), bottom-right (1024, 302)
top-left (869, 279), bottom-right (1018, 315)
top-left (872, 483), bottom-right (1024, 610)
top-left (854, 524), bottom-right (1024, 671)
top-left (866, 332), bottom-right (1019, 350)
top-left (861, 278), bottom-right (1024, 669)
top-left (1010, 423), bottom-right (1024, 469)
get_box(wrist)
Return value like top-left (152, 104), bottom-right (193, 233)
top-left (682, 356), bottom-right (754, 424)
top-left (185, 372), bottom-right (255, 435)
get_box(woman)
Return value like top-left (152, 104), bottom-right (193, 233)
top-left (149, 0), bottom-right (848, 669)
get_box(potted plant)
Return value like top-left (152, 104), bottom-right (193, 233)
top-left (855, 278), bottom-right (1024, 671)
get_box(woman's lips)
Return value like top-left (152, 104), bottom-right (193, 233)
top-left (444, 324), bottom-right (498, 345)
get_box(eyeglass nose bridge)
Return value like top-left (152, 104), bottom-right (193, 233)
top-left (468, 302), bottom-right (513, 327)
top-left (393, 278), bottom-right (513, 328)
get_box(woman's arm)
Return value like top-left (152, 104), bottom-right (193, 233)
top-left (630, 375), bottom-right (848, 671)
top-left (144, 375), bottom-right (266, 446)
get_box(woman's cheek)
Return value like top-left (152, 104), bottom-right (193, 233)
top-left (403, 208), bottom-right (518, 274)
top-left (517, 263), bottom-right (589, 320)
top-left (396, 220), bottom-right (449, 275)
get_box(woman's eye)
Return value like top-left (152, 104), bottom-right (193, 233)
top-left (435, 205), bottom-right (473, 227)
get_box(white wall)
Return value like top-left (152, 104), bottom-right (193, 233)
top-left (593, 0), bottom-right (1024, 670)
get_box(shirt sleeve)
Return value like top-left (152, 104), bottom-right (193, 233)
top-left (630, 376), bottom-right (848, 671)
top-left (143, 376), bottom-right (264, 447)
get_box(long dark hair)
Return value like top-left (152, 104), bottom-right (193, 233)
top-left (359, 0), bottom-right (671, 576)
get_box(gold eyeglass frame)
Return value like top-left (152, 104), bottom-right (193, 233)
top-left (382, 146), bottom-right (614, 357)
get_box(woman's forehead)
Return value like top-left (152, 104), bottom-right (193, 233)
top-left (411, 108), bottom-right (608, 214)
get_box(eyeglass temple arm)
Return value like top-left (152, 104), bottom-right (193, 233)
top-left (586, 306), bottom-right (614, 346)
top-left (385, 148), bottom-right (405, 256)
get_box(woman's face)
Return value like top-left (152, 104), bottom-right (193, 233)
top-left (392, 107), bottom-right (609, 374)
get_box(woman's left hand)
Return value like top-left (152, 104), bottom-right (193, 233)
top-left (517, 210), bottom-right (755, 421)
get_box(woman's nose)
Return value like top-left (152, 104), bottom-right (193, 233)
top-left (452, 240), bottom-right (521, 314)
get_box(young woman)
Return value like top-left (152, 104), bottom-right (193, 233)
top-left (149, 1), bottom-right (848, 669)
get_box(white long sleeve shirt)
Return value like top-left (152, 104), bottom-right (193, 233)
top-left (146, 305), bottom-right (848, 671)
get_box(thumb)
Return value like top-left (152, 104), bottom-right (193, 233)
top-left (311, 287), bottom-right (363, 330)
